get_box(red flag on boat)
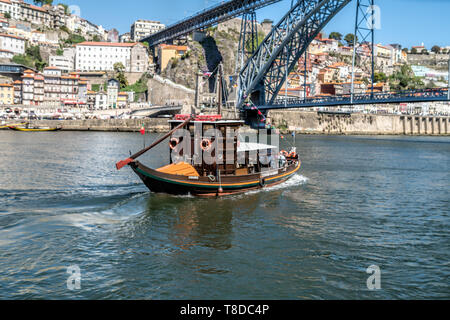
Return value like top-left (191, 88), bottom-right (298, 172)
top-left (140, 126), bottom-right (145, 135)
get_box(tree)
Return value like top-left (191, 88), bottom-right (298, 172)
top-left (4, 12), bottom-right (11, 19)
top-left (34, 0), bottom-right (53, 5)
top-left (58, 3), bottom-right (70, 15)
top-left (26, 45), bottom-right (43, 61)
top-left (402, 48), bottom-right (409, 54)
top-left (64, 33), bottom-right (86, 45)
top-left (374, 72), bottom-right (387, 83)
top-left (431, 45), bottom-right (441, 54)
top-left (114, 62), bottom-right (128, 88)
top-left (114, 62), bottom-right (125, 73)
top-left (389, 64), bottom-right (424, 91)
top-left (60, 26), bottom-right (70, 34)
top-left (410, 47), bottom-right (418, 54)
top-left (12, 55), bottom-right (35, 69)
top-left (329, 32), bottom-right (342, 41)
top-left (344, 33), bottom-right (357, 46)
top-left (421, 49), bottom-right (428, 54)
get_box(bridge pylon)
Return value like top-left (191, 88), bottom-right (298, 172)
top-left (236, 10), bottom-right (258, 74)
top-left (350, 0), bottom-right (376, 104)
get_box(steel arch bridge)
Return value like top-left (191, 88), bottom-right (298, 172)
top-left (142, 0), bottom-right (450, 126)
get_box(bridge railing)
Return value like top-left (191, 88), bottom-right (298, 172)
top-left (263, 88), bottom-right (449, 109)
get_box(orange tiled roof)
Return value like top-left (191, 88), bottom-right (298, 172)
top-left (0, 33), bottom-right (25, 40)
top-left (76, 41), bottom-right (138, 47)
top-left (27, 4), bottom-right (49, 13)
top-left (159, 44), bottom-right (188, 51)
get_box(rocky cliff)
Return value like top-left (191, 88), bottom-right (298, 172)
top-left (161, 19), bottom-right (265, 92)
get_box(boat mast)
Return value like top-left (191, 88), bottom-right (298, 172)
top-left (217, 63), bottom-right (223, 116)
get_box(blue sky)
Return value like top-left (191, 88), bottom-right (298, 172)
top-left (69, 0), bottom-right (449, 49)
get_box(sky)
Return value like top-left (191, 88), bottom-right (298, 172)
top-left (67, 0), bottom-right (450, 49)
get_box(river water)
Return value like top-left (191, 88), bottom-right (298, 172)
top-left (0, 131), bottom-right (448, 300)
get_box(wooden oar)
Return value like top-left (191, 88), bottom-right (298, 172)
top-left (116, 117), bottom-right (192, 170)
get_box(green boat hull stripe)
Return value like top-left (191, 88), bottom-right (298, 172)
top-left (135, 167), bottom-right (289, 190)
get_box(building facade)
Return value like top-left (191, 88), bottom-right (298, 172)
top-left (0, 33), bottom-right (25, 54)
top-left (156, 44), bottom-right (188, 72)
top-left (130, 20), bottom-right (165, 41)
top-left (75, 42), bottom-right (148, 72)
top-left (0, 82), bottom-right (13, 104)
top-left (49, 48), bottom-right (75, 72)
top-left (107, 78), bottom-right (118, 109)
top-left (21, 2), bottom-right (52, 26)
top-left (17, 68), bottom-right (89, 106)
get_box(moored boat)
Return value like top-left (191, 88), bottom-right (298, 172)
top-left (8, 125), bottom-right (62, 132)
top-left (117, 115), bottom-right (301, 197)
top-left (1, 122), bottom-right (26, 130)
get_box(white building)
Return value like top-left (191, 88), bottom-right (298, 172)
top-left (130, 20), bottom-right (165, 41)
top-left (49, 55), bottom-right (73, 72)
top-left (75, 41), bottom-right (148, 72)
top-left (31, 30), bottom-right (46, 44)
top-left (0, 33), bottom-right (25, 54)
top-left (0, 0), bottom-right (12, 18)
top-left (49, 47), bottom-right (75, 72)
top-left (119, 32), bottom-right (131, 43)
top-left (107, 78), bottom-right (119, 108)
top-left (0, 0), bottom-right (22, 20)
top-left (0, 48), bottom-right (13, 59)
top-left (95, 91), bottom-right (107, 110)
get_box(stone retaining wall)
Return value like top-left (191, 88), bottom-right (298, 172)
top-left (268, 111), bottom-right (450, 135)
top-left (5, 113), bottom-right (449, 135)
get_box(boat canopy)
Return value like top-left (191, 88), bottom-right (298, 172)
top-left (237, 142), bottom-right (278, 153)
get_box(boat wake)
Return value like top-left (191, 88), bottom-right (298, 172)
top-left (243, 174), bottom-right (309, 196)
top-left (48, 190), bottom-right (149, 232)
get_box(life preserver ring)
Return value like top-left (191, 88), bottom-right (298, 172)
top-left (201, 139), bottom-right (212, 151)
top-left (288, 152), bottom-right (297, 158)
top-left (169, 137), bottom-right (179, 150)
top-left (280, 150), bottom-right (289, 157)
top-left (208, 175), bottom-right (216, 182)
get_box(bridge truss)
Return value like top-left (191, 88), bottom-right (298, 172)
top-left (141, 0), bottom-right (281, 47)
top-left (255, 88), bottom-right (450, 110)
top-left (237, 0), bottom-right (352, 109)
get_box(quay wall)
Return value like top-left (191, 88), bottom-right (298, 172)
top-left (4, 113), bottom-right (450, 135)
top-left (268, 111), bottom-right (450, 136)
top-left (17, 119), bottom-right (171, 133)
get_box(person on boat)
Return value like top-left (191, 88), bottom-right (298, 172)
top-left (279, 153), bottom-right (287, 168)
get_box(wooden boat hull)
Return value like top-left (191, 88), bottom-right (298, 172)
top-left (130, 160), bottom-right (301, 197)
top-left (9, 126), bottom-right (62, 132)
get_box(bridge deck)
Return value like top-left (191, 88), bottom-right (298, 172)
top-left (251, 89), bottom-right (450, 110)
top-left (142, 0), bottom-right (281, 47)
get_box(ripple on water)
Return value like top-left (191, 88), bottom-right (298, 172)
top-left (0, 133), bottom-right (448, 299)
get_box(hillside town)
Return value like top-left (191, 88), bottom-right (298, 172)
top-left (0, 0), bottom-right (449, 120)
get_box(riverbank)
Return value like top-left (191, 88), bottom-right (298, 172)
top-left (268, 111), bottom-right (450, 136)
top-left (2, 112), bottom-right (450, 135)
top-left (2, 118), bottom-right (170, 133)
